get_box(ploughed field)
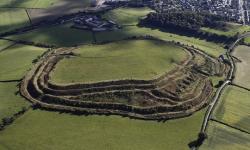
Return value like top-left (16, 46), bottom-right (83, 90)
top-left (20, 38), bottom-right (228, 120)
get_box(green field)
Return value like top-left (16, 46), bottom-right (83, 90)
top-left (200, 122), bottom-right (250, 150)
top-left (0, 8), bottom-right (30, 34)
top-left (0, 0), bottom-right (59, 8)
top-left (50, 39), bottom-right (188, 84)
top-left (5, 7), bottom-right (225, 56)
top-left (201, 23), bottom-right (250, 37)
top-left (100, 8), bottom-right (225, 57)
top-left (232, 45), bottom-right (250, 89)
top-left (95, 26), bottom-right (225, 57)
top-left (0, 82), bottom-right (30, 121)
top-left (0, 40), bottom-right (14, 51)
top-left (0, 0), bottom-right (91, 8)
top-left (7, 23), bottom-right (94, 47)
top-left (0, 108), bottom-right (205, 150)
top-left (213, 86), bottom-right (250, 132)
top-left (243, 37), bottom-right (250, 45)
top-left (0, 44), bottom-right (46, 80)
top-left (104, 7), bottom-right (154, 25)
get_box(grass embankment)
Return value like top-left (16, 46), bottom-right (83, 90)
top-left (0, 82), bottom-right (30, 121)
top-left (0, 44), bottom-right (45, 80)
top-left (201, 22), bottom-right (250, 37)
top-left (6, 23), bottom-right (94, 47)
top-left (0, 108), bottom-right (205, 150)
top-left (200, 122), bottom-right (250, 150)
top-left (50, 39), bottom-right (188, 84)
top-left (232, 45), bottom-right (250, 89)
top-left (0, 8), bottom-right (30, 34)
top-left (213, 86), bottom-right (250, 132)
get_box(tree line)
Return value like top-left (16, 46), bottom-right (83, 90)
top-left (139, 11), bottom-right (236, 44)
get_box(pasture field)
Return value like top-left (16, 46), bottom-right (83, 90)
top-left (103, 7), bottom-right (154, 25)
top-left (100, 8), bottom-right (225, 57)
top-left (95, 26), bottom-right (225, 57)
top-left (0, 108), bottom-right (205, 150)
top-left (26, 0), bottom-right (92, 23)
top-left (7, 23), bottom-right (94, 47)
top-left (213, 86), bottom-right (250, 132)
top-left (200, 122), bottom-right (250, 150)
top-left (50, 39), bottom-right (188, 84)
top-left (0, 40), bottom-right (14, 51)
top-left (0, 82), bottom-right (30, 121)
top-left (0, 0), bottom-right (58, 8)
top-left (243, 37), bottom-right (250, 45)
top-left (0, 44), bottom-right (46, 81)
top-left (5, 7), bottom-right (225, 56)
top-left (201, 22), bottom-right (250, 37)
top-left (232, 45), bottom-right (250, 89)
top-left (0, 8), bottom-right (30, 34)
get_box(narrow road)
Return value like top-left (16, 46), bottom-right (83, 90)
top-left (195, 31), bottom-right (250, 149)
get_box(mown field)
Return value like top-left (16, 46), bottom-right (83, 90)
top-left (0, 108), bottom-right (206, 150)
top-left (50, 39), bottom-right (188, 84)
top-left (0, 8), bottom-right (30, 34)
top-left (200, 122), bottom-right (250, 150)
top-left (201, 22), bottom-right (250, 37)
top-left (6, 23), bottom-right (94, 47)
top-left (0, 44), bottom-right (46, 80)
top-left (0, 82), bottom-right (30, 121)
top-left (213, 86), bottom-right (250, 132)
top-left (232, 45), bottom-right (250, 89)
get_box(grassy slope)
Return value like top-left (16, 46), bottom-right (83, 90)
top-left (0, 8), bottom-right (30, 34)
top-left (201, 22), bottom-right (250, 37)
top-left (50, 40), bottom-right (187, 84)
top-left (0, 44), bottom-right (45, 80)
top-left (96, 26), bottom-right (225, 57)
top-left (103, 7), bottom-right (154, 25)
top-left (0, 109), bottom-right (205, 150)
top-left (213, 86), bottom-right (250, 132)
top-left (0, 82), bottom-right (30, 120)
top-left (232, 45), bottom-right (250, 89)
top-left (99, 7), bottom-right (225, 57)
top-left (0, 40), bottom-right (13, 51)
top-left (7, 23), bottom-right (93, 47)
top-left (200, 122), bottom-right (250, 150)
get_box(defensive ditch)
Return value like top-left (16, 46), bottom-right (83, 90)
top-left (20, 38), bottom-right (229, 120)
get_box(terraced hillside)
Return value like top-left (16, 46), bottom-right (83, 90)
top-left (20, 38), bottom-right (228, 120)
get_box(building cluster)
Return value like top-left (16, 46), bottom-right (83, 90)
top-left (72, 15), bottom-right (120, 32)
top-left (152, 0), bottom-right (250, 24)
